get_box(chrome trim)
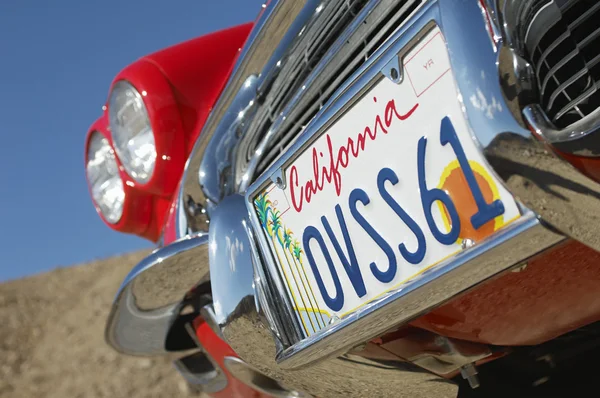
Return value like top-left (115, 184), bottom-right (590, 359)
top-left (178, 0), bottom-right (308, 236)
top-left (243, 0), bottom-right (424, 183)
top-left (171, 323), bottom-right (228, 393)
top-left (512, 105), bottom-right (600, 250)
top-left (451, 1), bottom-right (600, 254)
top-left (491, 1), bottom-right (600, 252)
top-left (480, 0), bottom-right (502, 42)
top-left (195, 0), bottom-right (350, 208)
top-left (495, 0), bottom-right (600, 156)
top-left (197, 73), bottom-right (260, 205)
top-left (208, 194), bottom-right (299, 346)
top-left (242, 0), bottom-right (424, 178)
top-left (181, 0), bottom-right (426, 236)
top-left (105, 233), bottom-right (209, 355)
top-left (242, 0), bottom-right (568, 368)
top-left (199, 303), bottom-right (224, 340)
top-left (259, 210), bottom-right (561, 369)
top-left (209, 195), bottom-right (459, 398)
top-left (497, 44), bottom-right (538, 126)
top-left (495, 0), bottom-right (536, 53)
top-left (524, 104), bottom-right (600, 157)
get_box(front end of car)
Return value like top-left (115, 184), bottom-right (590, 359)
top-left (88, 1), bottom-right (600, 397)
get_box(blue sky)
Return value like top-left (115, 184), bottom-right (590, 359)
top-left (0, 0), bottom-right (263, 281)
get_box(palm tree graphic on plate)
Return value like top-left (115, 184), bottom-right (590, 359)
top-left (269, 209), bottom-right (316, 333)
top-left (254, 193), bottom-right (328, 334)
top-left (254, 193), bottom-right (272, 233)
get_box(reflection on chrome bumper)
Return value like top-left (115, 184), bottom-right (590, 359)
top-left (513, 105), bottom-right (600, 251)
top-left (208, 195), bottom-right (458, 398)
top-left (105, 234), bottom-right (209, 355)
top-left (210, 195), bottom-right (563, 375)
top-left (215, 0), bottom-right (568, 370)
top-left (277, 213), bottom-right (562, 369)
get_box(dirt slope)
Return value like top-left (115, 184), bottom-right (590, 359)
top-left (0, 251), bottom-right (204, 398)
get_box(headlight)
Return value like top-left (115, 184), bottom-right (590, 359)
top-left (86, 132), bottom-right (125, 224)
top-left (108, 80), bottom-right (157, 183)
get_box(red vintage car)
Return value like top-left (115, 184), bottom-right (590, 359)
top-left (86, 1), bottom-right (600, 397)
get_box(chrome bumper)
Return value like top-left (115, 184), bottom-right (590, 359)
top-left (105, 233), bottom-right (209, 355)
top-left (106, 0), bottom-right (600, 396)
top-left (105, 195), bottom-right (460, 398)
top-left (212, 0), bottom-right (570, 371)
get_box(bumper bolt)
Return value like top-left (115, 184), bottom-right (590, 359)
top-left (460, 363), bottom-right (480, 389)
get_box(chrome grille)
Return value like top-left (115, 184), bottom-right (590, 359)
top-left (186, 0), bottom-right (425, 215)
top-left (242, 0), bottom-right (423, 177)
top-left (526, 0), bottom-right (600, 128)
top-left (259, 0), bottom-right (369, 115)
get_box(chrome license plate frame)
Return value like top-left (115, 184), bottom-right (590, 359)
top-left (245, 0), bottom-right (561, 369)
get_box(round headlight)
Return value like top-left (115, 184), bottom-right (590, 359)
top-left (108, 80), bottom-right (157, 183)
top-left (86, 132), bottom-right (125, 224)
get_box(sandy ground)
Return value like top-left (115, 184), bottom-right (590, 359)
top-left (0, 251), bottom-right (206, 398)
top-left (0, 250), bottom-right (457, 398)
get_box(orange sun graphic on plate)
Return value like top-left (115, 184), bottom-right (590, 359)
top-left (437, 160), bottom-right (504, 244)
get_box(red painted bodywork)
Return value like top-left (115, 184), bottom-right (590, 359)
top-left (555, 150), bottom-right (600, 184)
top-left (410, 239), bottom-right (600, 346)
top-left (139, 23), bottom-right (252, 155)
top-left (193, 319), bottom-right (269, 398)
top-left (110, 22), bottom-right (253, 194)
top-left (87, 23), bottom-right (252, 241)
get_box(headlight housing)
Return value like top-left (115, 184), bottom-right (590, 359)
top-left (84, 24), bottom-right (253, 242)
top-left (86, 131), bottom-right (125, 224)
top-left (108, 80), bottom-right (157, 184)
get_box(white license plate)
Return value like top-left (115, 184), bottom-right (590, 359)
top-left (251, 28), bottom-right (520, 337)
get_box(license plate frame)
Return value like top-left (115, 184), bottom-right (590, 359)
top-left (244, 2), bottom-right (551, 369)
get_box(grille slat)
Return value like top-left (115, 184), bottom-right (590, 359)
top-left (547, 51), bottom-right (600, 110)
top-left (553, 81), bottom-right (598, 121)
top-left (559, 0), bottom-right (580, 12)
top-left (541, 48), bottom-right (579, 94)
top-left (541, 49), bottom-right (579, 92)
top-left (567, 1), bottom-right (600, 29)
top-left (526, 0), bottom-right (600, 128)
top-left (546, 65), bottom-right (588, 110)
top-left (573, 25), bottom-right (600, 51)
top-left (535, 31), bottom-right (570, 77)
top-left (534, 1), bottom-right (597, 74)
top-left (267, 2), bottom-right (363, 114)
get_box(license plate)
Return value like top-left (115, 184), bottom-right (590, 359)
top-left (250, 27), bottom-right (520, 337)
